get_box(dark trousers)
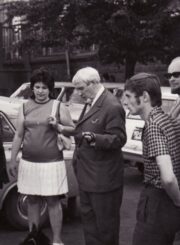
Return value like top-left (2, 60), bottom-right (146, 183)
top-left (79, 187), bottom-right (123, 245)
top-left (133, 185), bottom-right (180, 245)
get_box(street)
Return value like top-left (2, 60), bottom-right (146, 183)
top-left (0, 166), bottom-right (179, 245)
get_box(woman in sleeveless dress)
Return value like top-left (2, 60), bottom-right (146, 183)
top-left (9, 67), bottom-right (74, 245)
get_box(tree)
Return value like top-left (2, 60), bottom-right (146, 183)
top-left (4, 0), bottom-right (180, 79)
top-left (4, 0), bottom-right (72, 50)
top-left (71, 0), bottom-right (180, 78)
top-left (4, 0), bottom-right (76, 78)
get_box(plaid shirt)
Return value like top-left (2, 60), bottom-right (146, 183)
top-left (143, 106), bottom-right (180, 188)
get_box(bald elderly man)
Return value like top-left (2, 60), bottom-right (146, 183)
top-left (167, 57), bottom-right (180, 119)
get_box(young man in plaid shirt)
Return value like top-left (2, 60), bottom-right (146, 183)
top-left (124, 73), bottom-right (180, 245)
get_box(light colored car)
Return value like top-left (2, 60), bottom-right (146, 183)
top-left (122, 87), bottom-right (178, 171)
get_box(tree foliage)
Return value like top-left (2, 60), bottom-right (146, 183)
top-left (4, 0), bottom-right (180, 78)
top-left (71, 0), bottom-right (180, 77)
top-left (5, 0), bottom-right (75, 49)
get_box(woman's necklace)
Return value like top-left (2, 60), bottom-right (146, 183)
top-left (34, 98), bottom-right (50, 104)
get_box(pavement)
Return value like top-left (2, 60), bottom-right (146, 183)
top-left (0, 166), bottom-right (180, 245)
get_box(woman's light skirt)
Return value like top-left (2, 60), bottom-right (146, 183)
top-left (17, 158), bottom-right (68, 196)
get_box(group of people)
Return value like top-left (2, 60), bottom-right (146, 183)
top-left (1, 56), bottom-right (179, 245)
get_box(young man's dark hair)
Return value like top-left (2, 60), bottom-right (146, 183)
top-left (125, 72), bottom-right (162, 107)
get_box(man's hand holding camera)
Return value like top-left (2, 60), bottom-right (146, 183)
top-left (82, 132), bottom-right (96, 146)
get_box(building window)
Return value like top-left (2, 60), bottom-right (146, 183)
top-left (2, 16), bottom-right (22, 61)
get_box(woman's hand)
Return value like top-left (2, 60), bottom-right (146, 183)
top-left (48, 116), bottom-right (58, 128)
top-left (9, 160), bottom-right (19, 178)
top-left (48, 116), bottom-right (64, 133)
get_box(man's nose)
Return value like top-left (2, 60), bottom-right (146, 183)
top-left (169, 76), bottom-right (174, 82)
top-left (122, 97), bottom-right (128, 106)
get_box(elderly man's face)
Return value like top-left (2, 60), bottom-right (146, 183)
top-left (73, 80), bottom-right (95, 100)
top-left (168, 61), bottom-right (180, 94)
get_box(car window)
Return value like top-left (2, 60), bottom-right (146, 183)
top-left (15, 85), bottom-right (33, 99)
top-left (52, 87), bottom-right (63, 100)
top-left (0, 114), bottom-right (15, 142)
top-left (60, 87), bottom-right (85, 104)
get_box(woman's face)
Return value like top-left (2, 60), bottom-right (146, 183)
top-left (33, 82), bottom-right (50, 103)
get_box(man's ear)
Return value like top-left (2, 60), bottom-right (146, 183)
top-left (142, 91), bottom-right (150, 103)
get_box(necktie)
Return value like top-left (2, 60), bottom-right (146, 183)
top-left (78, 101), bottom-right (91, 121)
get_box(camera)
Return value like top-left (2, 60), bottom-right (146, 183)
top-left (83, 132), bottom-right (96, 143)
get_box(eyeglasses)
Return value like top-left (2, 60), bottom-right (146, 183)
top-left (165, 72), bottom-right (180, 79)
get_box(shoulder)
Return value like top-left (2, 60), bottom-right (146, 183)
top-left (22, 99), bottom-right (35, 114)
top-left (103, 89), bottom-right (117, 103)
top-left (23, 99), bottom-right (35, 109)
top-left (153, 112), bottom-right (172, 129)
top-left (146, 114), bottom-right (170, 136)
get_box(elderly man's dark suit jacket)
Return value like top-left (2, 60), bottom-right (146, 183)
top-left (73, 89), bottom-right (127, 192)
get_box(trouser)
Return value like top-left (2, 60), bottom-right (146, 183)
top-left (133, 185), bottom-right (180, 245)
top-left (79, 187), bottom-right (123, 245)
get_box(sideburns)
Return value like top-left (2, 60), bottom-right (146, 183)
top-left (135, 96), bottom-right (141, 105)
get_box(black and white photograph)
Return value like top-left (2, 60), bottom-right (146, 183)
top-left (0, 1), bottom-right (180, 245)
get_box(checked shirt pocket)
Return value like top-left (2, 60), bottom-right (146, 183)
top-left (136, 193), bottom-right (160, 225)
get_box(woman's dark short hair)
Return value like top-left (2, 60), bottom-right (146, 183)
top-left (125, 72), bottom-right (162, 107)
top-left (30, 67), bottom-right (55, 98)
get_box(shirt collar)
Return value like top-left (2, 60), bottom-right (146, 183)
top-left (147, 106), bottom-right (163, 121)
top-left (91, 85), bottom-right (105, 107)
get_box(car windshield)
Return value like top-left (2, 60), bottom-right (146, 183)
top-left (10, 83), bottom-right (32, 99)
top-left (60, 87), bottom-right (85, 104)
top-left (16, 86), bottom-right (32, 99)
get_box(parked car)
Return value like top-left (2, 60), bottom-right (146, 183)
top-left (122, 87), bottom-right (178, 172)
